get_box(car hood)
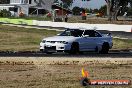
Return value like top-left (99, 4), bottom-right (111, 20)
top-left (43, 36), bottom-right (77, 42)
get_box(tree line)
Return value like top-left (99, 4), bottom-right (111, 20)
top-left (57, 0), bottom-right (132, 21)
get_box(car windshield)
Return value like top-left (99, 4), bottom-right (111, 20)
top-left (59, 29), bottom-right (84, 37)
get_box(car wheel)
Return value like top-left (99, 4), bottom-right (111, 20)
top-left (99, 43), bottom-right (109, 54)
top-left (70, 42), bottom-right (79, 54)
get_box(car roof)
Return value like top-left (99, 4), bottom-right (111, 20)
top-left (65, 27), bottom-right (96, 31)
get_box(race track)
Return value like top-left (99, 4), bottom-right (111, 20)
top-left (0, 51), bottom-right (131, 58)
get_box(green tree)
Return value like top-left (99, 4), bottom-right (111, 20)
top-left (99, 5), bottom-right (107, 16)
top-left (85, 8), bottom-right (90, 13)
top-left (0, 9), bottom-right (11, 17)
top-left (93, 9), bottom-right (99, 13)
top-left (72, 6), bottom-right (81, 15)
top-left (105, 0), bottom-right (131, 21)
top-left (85, 8), bottom-right (93, 13)
top-left (61, 0), bottom-right (73, 7)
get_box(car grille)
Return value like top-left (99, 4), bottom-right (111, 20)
top-left (46, 41), bottom-right (56, 43)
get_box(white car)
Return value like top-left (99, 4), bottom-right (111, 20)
top-left (40, 28), bottom-right (113, 54)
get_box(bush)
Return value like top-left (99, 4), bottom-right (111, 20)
top-left (0, 9), bottom-right (11, 17)
top-left (72, 7), bottom-right (81, 15)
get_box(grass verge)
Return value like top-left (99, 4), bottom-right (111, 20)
top-left (0, 25), bottom-right (59, 51)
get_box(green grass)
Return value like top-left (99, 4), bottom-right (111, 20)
top-left (0, 24), bottom-right (131, 51)
top-left (9, 16), bottom-right (52, 21)
top-left (113, 38), bottom-right (132, 50)
top-left (0, 25), bottom-right (59, 51)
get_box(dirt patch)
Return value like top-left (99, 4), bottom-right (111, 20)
top-left (0, 57), bottom-right (132, 88)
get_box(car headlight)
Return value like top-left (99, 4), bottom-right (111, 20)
top-left (42, 40), bottom-right (46, 43)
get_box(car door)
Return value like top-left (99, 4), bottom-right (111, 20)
top-left (93, 31), bottom-right (103, 50)
top-left (79, 30), bottom-right (101, 51)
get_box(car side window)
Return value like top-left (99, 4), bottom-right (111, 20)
top-left (84, 30), bottom-right (102, 37)
top-left (71, 30), bottom-right (83, 37)
top-left (95, 32), bottom-right (102, 37)
top-left (84, 30), bottom-right (90, 37)
top-left (84, 30), bottom-right (95, 37)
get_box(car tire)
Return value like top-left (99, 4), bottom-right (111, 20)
top-left (99, 43), bottom-right (109, 54)
top-left (70, 42), bottom-right (79, 54)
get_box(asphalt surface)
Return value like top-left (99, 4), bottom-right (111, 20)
top-left (0, 51), bottom-right (131, 58)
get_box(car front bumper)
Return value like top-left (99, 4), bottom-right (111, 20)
top-left (40, 42), bottom-right (71, 52)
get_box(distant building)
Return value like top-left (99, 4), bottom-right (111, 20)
top-left (0, 0), bottom-right (55, 17)
top-left (0, 0), bottom-right (72, 22)
top-left (52, 4), bottom-right (72, 21)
